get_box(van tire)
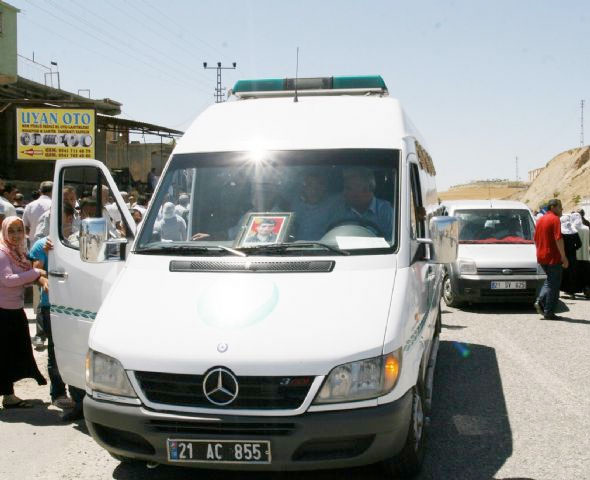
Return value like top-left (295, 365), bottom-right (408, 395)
top-left (381, 386), bottom-right (427, 478)
top-left (442, 275), bottom-right (461, 307)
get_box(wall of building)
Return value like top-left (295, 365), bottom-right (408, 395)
top-left (0, 1), bottom-right (19, 84)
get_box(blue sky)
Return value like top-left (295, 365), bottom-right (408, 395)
top-left (10, 0), bottom-right (590, 189)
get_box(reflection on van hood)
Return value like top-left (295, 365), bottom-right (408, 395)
top-left (458, 244), bottom-right (537, 268)
top-left (90, 256), bottom-right (397, 376)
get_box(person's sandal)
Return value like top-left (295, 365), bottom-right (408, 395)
top-left (52, 396), bottom-right (76, 409)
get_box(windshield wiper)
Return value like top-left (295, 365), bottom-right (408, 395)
top-left (136, 244), bottom-right (246, 256)
top-left (241, 242), bottom-right (350, 256)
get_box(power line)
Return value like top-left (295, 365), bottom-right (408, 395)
top-left (581, 99), bottom-right (585, 147)
top-left (16, 14), bottom-right (190, 92)
top-left (64, 0), bottom-right (213, 90)
top-left (44, 0), bottom-right (211, 92)
top-left (22, 0), bottom-right (206, 92)
top-left (203, 62), bottom-right (237, 103)
top-left (102, 0), bottom-right (217, 85)
top-left (141, 0), bottom-right (229, 62)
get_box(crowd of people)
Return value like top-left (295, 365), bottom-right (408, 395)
top-left (534, 199), bottom-right (590, 320)
top-left (0, 178), bottom-right (153, 420)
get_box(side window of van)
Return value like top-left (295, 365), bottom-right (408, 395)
top-left (58, 166), bottom-right (132, 251)
top-left (409, 163), bottom-right (426, 239)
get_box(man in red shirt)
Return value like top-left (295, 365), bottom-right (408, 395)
top-left (534, 199), bottom-right (569, 319)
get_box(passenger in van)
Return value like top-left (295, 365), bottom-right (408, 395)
top-left (494, 217), bottom-right (523, 239)
top-left (333, 168), bottom-right (393, 241)
top-left (292, 173), bottom-right (340, 240)
top-left (175, 193), bottom-right (190, 224)
top-left (154, 202), bottom-right (187, 241)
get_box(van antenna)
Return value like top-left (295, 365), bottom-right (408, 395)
top-left (294, 47), bottom-right (299, 103)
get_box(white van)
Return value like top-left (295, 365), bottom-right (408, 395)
top-left (49, 76), bottom-right (457, 477)
top-left (440, 200), bottom-right (545, 307)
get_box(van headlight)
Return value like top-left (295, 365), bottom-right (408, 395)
top-left (313, 350), bottom-right (402, 404)
top-left (86, 350), bottom-right (137, 398)
top-left (458, 258), bottom-right (477, 275)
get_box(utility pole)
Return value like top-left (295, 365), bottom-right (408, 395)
top-left (515, 156), bottom-right (519, 182)
top-left (581, 99), bottom-right (585, 146)
top-left (203, 62), bottom-right (237, 103)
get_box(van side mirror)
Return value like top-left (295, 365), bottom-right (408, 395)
top-left (79, 218), bottom-right (128, 263)
top-left (417, 216), bottom-right (458, 264)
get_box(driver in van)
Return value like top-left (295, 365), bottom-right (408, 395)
top-left (495, 217), bottom-right (523, 239)
top-left (334, 168), bottom-right (393, 241)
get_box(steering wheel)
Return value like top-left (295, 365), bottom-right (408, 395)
top-left (325, 218), bottom-right (385, 238)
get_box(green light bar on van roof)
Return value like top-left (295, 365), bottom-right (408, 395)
top-left (232, 75), bottom-right (387, 93)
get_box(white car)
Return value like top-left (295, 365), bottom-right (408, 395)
top-left (49, 75), bottom-right (457, 476)
top-left (440, 200), bottom-right (545, 307)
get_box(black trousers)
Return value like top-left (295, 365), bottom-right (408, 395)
top-left (37, 306), bottom-right (67, 400)
top-left (0, 307), bottom-right (45, 395)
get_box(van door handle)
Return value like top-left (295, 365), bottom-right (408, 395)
top-left (49, 270), bottom-right (68, 280)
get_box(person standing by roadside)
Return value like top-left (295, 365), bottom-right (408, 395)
top-left (23, 181), bottom-right (52, 248)
top-left (23, 181), bottom-right (52, 347)
top-left (559, 214), bottom-right (581, 298)
top-left (0, 179), bottom-right (17, 218)
top-left (579, 209), bottom-right (590, 228)
top-left (0, 216), bottom-right (47, 408)
top-left (13, 193), bottom-right (25, 218)
top-left (29, 234), bottom-right (75, 410)
top-left (534, 199), bottom-right (569, 319)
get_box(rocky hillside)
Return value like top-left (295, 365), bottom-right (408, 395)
top-left (517, 146), bottom-right (590, 212)
top-left (438, 180), bottom-right (528, 202)
top-left (438, 146), bottom-right (590, 212)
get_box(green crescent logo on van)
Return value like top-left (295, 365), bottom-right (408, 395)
top-left (198, 279), bottom-right (279, 329)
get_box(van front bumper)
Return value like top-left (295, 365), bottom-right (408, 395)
top-left (453, 275), bottom-right (545, 303)
top-left (84, 390), bottom-right (412, 471)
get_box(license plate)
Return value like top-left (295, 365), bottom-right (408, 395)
top-left (167, 439), bottom-right (271, 464)
top-left (490, 281), bottom-right (526, 290)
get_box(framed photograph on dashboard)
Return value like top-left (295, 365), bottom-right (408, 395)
top-left (236, 212), bottom-right (293, 247)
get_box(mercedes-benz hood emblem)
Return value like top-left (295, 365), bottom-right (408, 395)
top-left (202, 367), bottom-right (239, 406)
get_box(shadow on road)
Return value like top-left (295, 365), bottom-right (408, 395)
top-left (420, 341), bottom-right (512, 479)
top-left (109, 341), bottom-right (512, 480)
top-left (459, 302), bottom-right (536, 315)
top-left (0, 400), bottom-right (65, 426)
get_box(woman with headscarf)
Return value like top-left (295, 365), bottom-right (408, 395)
top-left (0, 216), bottom-right (47, 408)
top-left (571, 212), bottom-right (590, 298)
top-left (559, 214), bottom-right (582, 299)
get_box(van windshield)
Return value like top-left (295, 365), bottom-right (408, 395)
top-left (454, 209), bottom-right (535, 244)
top-left (135, 149), bottom-right (399, 255)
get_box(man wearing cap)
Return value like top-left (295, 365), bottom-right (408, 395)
top-left (534, 198), bottom-right (569, 320)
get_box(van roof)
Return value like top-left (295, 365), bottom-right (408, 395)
top-left (441, 199), bottom-right (532, 211)
top-left (173, 95), bottom-right (424, 154)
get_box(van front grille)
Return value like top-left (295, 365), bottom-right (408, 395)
top-left (477, 267), bottom-right (537, 275)
top-left (147, 419), bottom-right (297, 436)
top-left (134, 371), bottom-right (313, 410)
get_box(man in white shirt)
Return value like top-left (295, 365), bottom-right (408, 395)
top-left (23, 181), bottom-right (52, 246)
top-left (0, 179), bottom-right (17, 218)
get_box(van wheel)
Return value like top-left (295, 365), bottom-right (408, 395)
top-left (443, 275), bottom-right (461, 307)
top-left (382, 386), bottom-right (427, 478)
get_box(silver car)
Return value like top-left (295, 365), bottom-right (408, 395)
top-left (440, 200), bottom-right (546, 307)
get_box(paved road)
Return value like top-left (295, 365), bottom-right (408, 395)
top-left (2, 297), bottom-right (589, 480)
